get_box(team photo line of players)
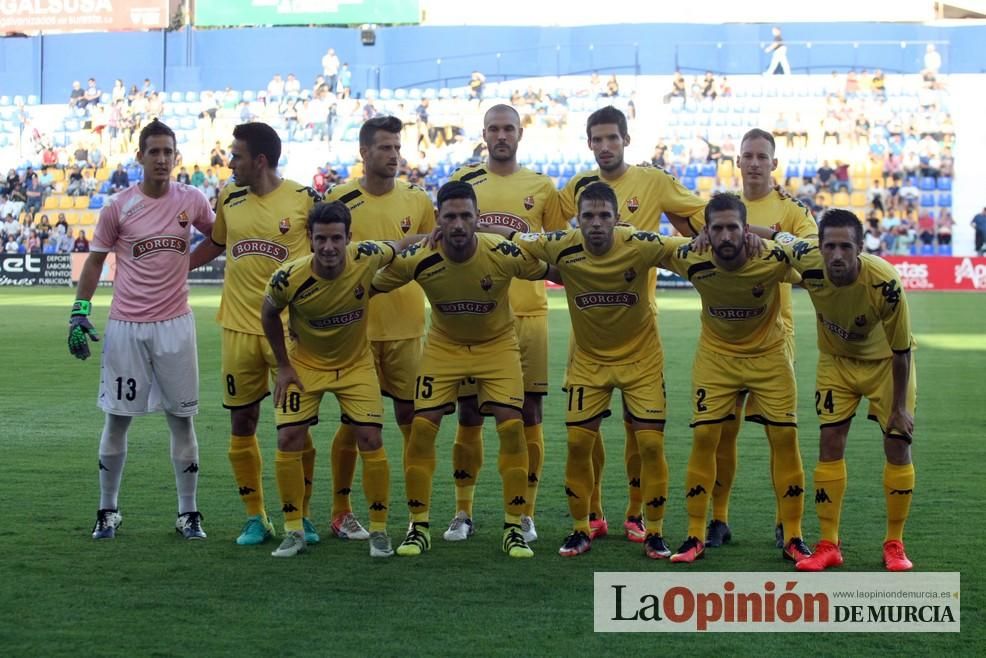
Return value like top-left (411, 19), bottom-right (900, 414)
top-left (69, 103), bottom-right (916, 571)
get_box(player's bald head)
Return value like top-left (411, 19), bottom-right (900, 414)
top-left (483, 104), bottom-right (520, 128)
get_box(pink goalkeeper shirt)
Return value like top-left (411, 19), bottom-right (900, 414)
top-left (92, 183), bottom-right (215, 322)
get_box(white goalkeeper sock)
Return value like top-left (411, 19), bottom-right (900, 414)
top-left (98, 413), bottom-right (131, 510)
top-left (167, 414), bottom-right (200, 515)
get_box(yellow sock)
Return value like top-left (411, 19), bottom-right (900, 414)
top-left (330, 424), bottom-right (358, 518)
top-left (523, 424), bottom-right (544, 517)
top-left (228, 434), bottom-right (266, 519)
top-left (302, 431), bottom-right (316, 519)
top-left (566, 425), bottom-right (596, 532)
top-left (884, 462), bottom-right (915, 541)
top-left (814, 459), bottom-right (847, 544)
top-left (398, 423), bottom-right (412, 465)
top-left (684, 423), bottom-right (720, 540)
top-left (636, 429), bottom-right (668, 536)
top-left (405, 416), bottom-right (439, 522)
top-left (360, 446), bottom-right (390, 533)
top-left (452, 424), bottom-right (483, 516)
top-left (497, 419), bottom-right (528, 525)
top-left (766, 424), bottom-right (805, 542)
top-left (624, 421), bottom-right (643, 520)
top-left (275, 449), bottom-right (305, 533)
top-left (589, 428), bottom-right (605, 519)
top-left (712, 415), bottom-right (740, 523)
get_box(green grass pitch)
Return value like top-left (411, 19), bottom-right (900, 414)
top-left (1, 287), bottom-right (982, 654)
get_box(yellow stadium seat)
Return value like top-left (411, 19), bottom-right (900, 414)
top-left (851, 176), bottom-right (868, 191)
top-left (67, 212), bottom-right (85, 225)
top-left (833, 192), bottom-right (850, 207)
top-left (850, 191), bottom-right (867, 207)
top-left (96, 167), bottom-right (110, 182)
top-left (43, 196), bottom-right (58, 210)
top-left (58, 196), bottom-right (74, 210)
top-left (786, 177), bottom-right (801, 193)
top-left (717, 160), bottom-right (734, 178)
top-left (697, 177), bottom-right (714, 191)
top-left (217, 166), bottom-right (232, 181)
top-left (50, 169), bottom-right (65, 182)
top-left (815, 191), bottom-right (832, 207)
top-left (73, 196), bottom-right (89, 209)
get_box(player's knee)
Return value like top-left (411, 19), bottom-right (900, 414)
top-left (457, 397), bottom-right (484, 426)
top-left (354, 426), bottom-right (383, 452)
top-left (277, 425), bottom-right (308, 452)
top-left (766, 424), bottom-right (798, 448)
top-left (567, 426), bottom-right (596, 460)
top-left (693, 422), bottom-right (722, 450)
top-left (230, 404), bottom-right (260, 435)
top-left (166, 414), bottom-right (198, 458)
top-left (393, 400), bottom-right (415, 426)
top-left (635, 432), bottom-right (665, 463)
top-left (99, 413), bottom-right (132, 454)
top-left (883, 435), bottom-right (912, 465)
top-left (819, 425), bottom-right (849, 461)
top-left (522, 394), bottom-right (543, 425)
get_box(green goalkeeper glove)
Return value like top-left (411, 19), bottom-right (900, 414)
top-left (68, 299), bottom-right (100, 360)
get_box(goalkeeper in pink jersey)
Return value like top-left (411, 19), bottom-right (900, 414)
top-left (68, 120), bottom-right (215, 541)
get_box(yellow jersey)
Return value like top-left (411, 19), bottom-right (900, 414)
top-left (774, 234), bottom-right (914, 360)
top-left (323, 179), bottom-right (435, 341)
top-left (213, 179), bottom-right (319, 335)
top-left (450, 164), bottom-right (567, 315)
top-left (662, 240), bottom-right (801, 357)
top-left (371, 233), bottom-right (549, 346)
top-left (513, 226), bottom-right (685, 364)
top-left (264, 241), bottom-right (396, 371)
top-left (691, 188), bottom-right (817, 337)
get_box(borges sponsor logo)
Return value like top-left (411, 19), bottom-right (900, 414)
top-left (308, 308), bottom-right (364, 328)
top-left (707, 306), bottom-right (765, 320)
top-left (132, 236), bottom-right (188, 259)
top-left (574, 292), bottom-right (639, 309)
top-left (232, 239), bottom-right (289, 262)
top-left (480, 212), bottom-right (530, 232)
top-left (434, 300), bottom-right (497, 314)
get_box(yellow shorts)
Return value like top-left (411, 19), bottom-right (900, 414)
top-left (690, 348), bottom-right (798, 427)
top-left (815, 352), bottom-right (917, 439)
top-left (458, 315), bottom-right (548, 397)
top-left (274, 352), bottom-right (384, 429)
top-left (221, 328), bottom-right (278, 409)
top-left (372, 337), bottom-right (422, 403)
top-left (418, 333), bottom-right (524, 416)
top-left (564, 349), bottom-right (666, 425)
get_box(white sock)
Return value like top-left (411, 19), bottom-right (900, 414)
top-left (168, 414), bottom-right (200, 515)
top-left (98, 414), bottom-right (131, 510)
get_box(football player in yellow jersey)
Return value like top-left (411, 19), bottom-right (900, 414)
top-left (689, 129), bottom-right (818, 550)
top-left (665, 193), bottom-right (811, 565)
top-left (371, 181), bottom-right (558, 559)
top-left (445, 104), bottom-right (568, 545)
top-left (559, 106), bottom-right (705, 543)
top-left (322, 116), bottom-right (435, 540)
top-left (260, 202), bottom-right (406, 558)
top-left (747, 210), bottom-right (916, 572)
top-left (488, 182), bottom-right (684, 559)
top-left (189, 122), bottom-right (321, 547)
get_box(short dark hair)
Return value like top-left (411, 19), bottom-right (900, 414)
top-left (436, 180), bottom-right (477, 212)
top-left (359, 115), bottom-right (403, 148)
top-left (307, 201), bottom-right (351, 234)
top-left (586, 105), bottom-right (628, 139)
top-left (704, 192), bottom-right (747, 226)
top-left (232, 122), bottom-right (281, 169)
top-left (138, 119), bottom-right (176, 153)
top-left (818, 208), bottom-right (863, 245)
top-left (740, 128), bottom-right (775, 154)
top-left (577, 182), bottom-right (619, 215)
top-left (484, 104), bottom-right (521, 126)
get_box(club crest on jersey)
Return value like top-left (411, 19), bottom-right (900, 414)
top-left (855, 314), bottom-right (867, 326)
top-left (626, 196), bottom-right (640, 213)
top-left (278, 218), bottom-right (291, 234)
top-left (177, 211), bottom-right (189, 228)
top-left (624, 267), bottom-right (637, 282)
top-left (400, 216), bottom-right (412, 234)
top-left (354, 283), bottom-right (365, 300)
top-left (523, 195), bottom-right (535, 211)
top-left (480, 275), bottom-right (493, 291)
top-left (752, 283), bottom-right (764, 298)
top-left (132, 236), bottom-right (188, 259)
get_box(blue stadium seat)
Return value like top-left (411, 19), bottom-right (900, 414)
top-left (423, 88), bottom-right (437, 99)
top-left (802, 163), bottom-right (818, 179)
top-left (394, 88), bottom-right (408, 100)
top-left (685, 164), bottom-right (699, 177)
top-left (556, 176), bottom-right (570, 190)
top-left (170, 91), bottom-right (182, 103)
top-left (408, 88), bottom-right (423, 100)
top-left (336, 165), bottom-right (349, 179)
top-left (185, 91), bottom-right (199, 103)
top-left (379, 88), bottom-right (394, 100)
top-left (938, 192), bottom-right (952, 207)
top-left (920, 193), bottom-right (936, 207)
top-left (785, 163), bottom-right (800, 178)
top-left (89, 196), bottom-right (105, 210)
top-left (701, 163), bottom-right (717, 177)
top-left (918, 177), bottom-right (936, 191)
top-left (919, 244), bottom-right (935, 255)
top-left (13, 95), bottom-right (24, 105)
top-left (26, 95), bottom-right (38, 105)
top-left (937, 244), bottom-right (952, 255)
top-left (561, 163), bottom-right (576, 177)
top-left (682, 176), bottom-right (697, 191)
top-left (546, 163), bottom-right (561, 177)
top-left (99, 181), bottom-right (112, 194)
top-left (937, 177), bottom-right (952, 191)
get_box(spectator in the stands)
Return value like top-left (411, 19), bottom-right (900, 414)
top-left (190, 165), bottom-right (205, 188)
top-left (701, 71), bottom-right (717, 100)
top-left (4, 235), bottom-right (18, 254)
top-left (24, 173), bottom-right (42, 216)
top-left (469, 71), bottom-right (486, 100)
top-left (72, 229), bottom-right (90, 252)
top-left (38, 167), bottom-right (54, 195)
top-left (322, 47), bottom-right (340, 93)
top-left (176, 167), bottom-right (190, 185)
top-left (82, 78), bottom-right (101, 108)
top-left (863, 224), bottom-right (885, 255)
top-left (917, 211), bottom-right (936, 246)
top-left (55, 227), bottom-right (74, 253)
top-left (868, 178), bottom-right (886, 213)
top-left (284, 73), bottom-right (302, 100)
top-left (815, 160), bottom-right (835, 191)
top-left (209, 141), bottom-right (229, 167)
top-left (69, 81), bottom-right (85, 108)
top-left (25, 230), bottom-right (41, 255)
top-left (267, 74), bottom-right (285, 103)
top-left (6, 183), bottom-right (26, 217)
top-left (832, 161), bottom-right (851, 193)
top-left (109, 164), bottom-right (129, 193)
top-left (73, 145), bottom-right (90, 168)
top-left (338, 63), bottom-right (352, 98)
top-left (66, 167), bottom-right (85, 196)
top-left (936, 209), bottom-right (952, 247)
top-left (923, 44), bottom-right (942, 80)
top-left (2, 213), bottom-right (20, 240)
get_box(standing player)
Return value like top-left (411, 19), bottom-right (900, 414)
top-left (71, 119), bottom-right (214, 540)
top-left (752, 211), bottom-right (917, 572)
top-left (559, 105), bottom-right (705, 543)
top-left (444, 104), bottom-right (568, 544)
top-left (371, 181), bottom-right (556, 559)
top-left (189, 122), bottom-right (321, 546)
top-left (664, 193), bottom-right (810, 565)
top-left (322, 116), bottom-right (434, 540)
top-left (689, 128), bottom-right (818, 549)
top-left (260, 202), bottom-right (410, 558)
top-left (490, 182), bottom-right (681, 559)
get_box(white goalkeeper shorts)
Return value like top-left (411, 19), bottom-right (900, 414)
top-left (98, 312), bottom-right (200, 417)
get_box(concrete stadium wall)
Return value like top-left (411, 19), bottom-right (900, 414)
top-left (2, 22), bottom-right (986, 101)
